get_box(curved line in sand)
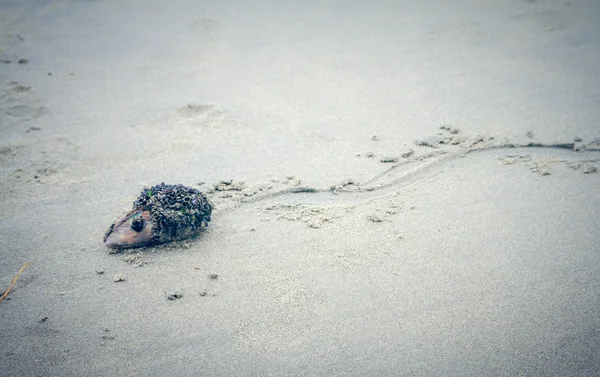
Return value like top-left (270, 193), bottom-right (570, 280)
top-left (235, 140), bottom-right (600, 208)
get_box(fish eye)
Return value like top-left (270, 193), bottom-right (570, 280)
top-left (131, 217), bottom-right (144, 232)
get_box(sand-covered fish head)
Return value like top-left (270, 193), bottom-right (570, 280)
top-left (104, 208), bottom-right (156, 249)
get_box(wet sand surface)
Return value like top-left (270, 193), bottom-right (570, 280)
top-left (1, 1), bottom-right (600, 375)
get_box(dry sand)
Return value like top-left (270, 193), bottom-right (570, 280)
top-left (1, 0), bottom-right (600, 375)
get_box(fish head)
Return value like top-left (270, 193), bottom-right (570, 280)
top-left (104, 209), bottom-right (155, 249)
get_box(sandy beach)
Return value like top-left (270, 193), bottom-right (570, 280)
top-left (1, 0), bottom-right (599, 375)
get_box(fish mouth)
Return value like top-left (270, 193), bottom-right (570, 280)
top-left (104, 209), bottom-right (155, 249)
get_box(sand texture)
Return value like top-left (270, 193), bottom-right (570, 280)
top-left (1, 0), bottom-right (600, 375)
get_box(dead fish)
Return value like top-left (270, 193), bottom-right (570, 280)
top-left (104, 183), bottom-right (212, 249)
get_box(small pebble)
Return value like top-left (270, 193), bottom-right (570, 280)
top-left (380, 156), bottom-right (398, 163)
top-left (166, 289), bottom-right (183, 300)
top-left (17, 58), bottom-right (28, 64)
top-left (101, 329), bottom-right (115, 340)
top-left (209, 273), bottom-right (218, 280)
top-left (367, 215), bottom-right (383, 223)
top-left (113, 273), bottom-right (126, 282)
top-left (583, 165), bottom-right (597, 174)
top-left (573, 136), bottom-right (582, 142)
top-left (401, 149), bottom-right (414, 158)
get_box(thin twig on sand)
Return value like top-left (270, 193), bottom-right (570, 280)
top-left (0, 262), bottom-right (30, 303)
